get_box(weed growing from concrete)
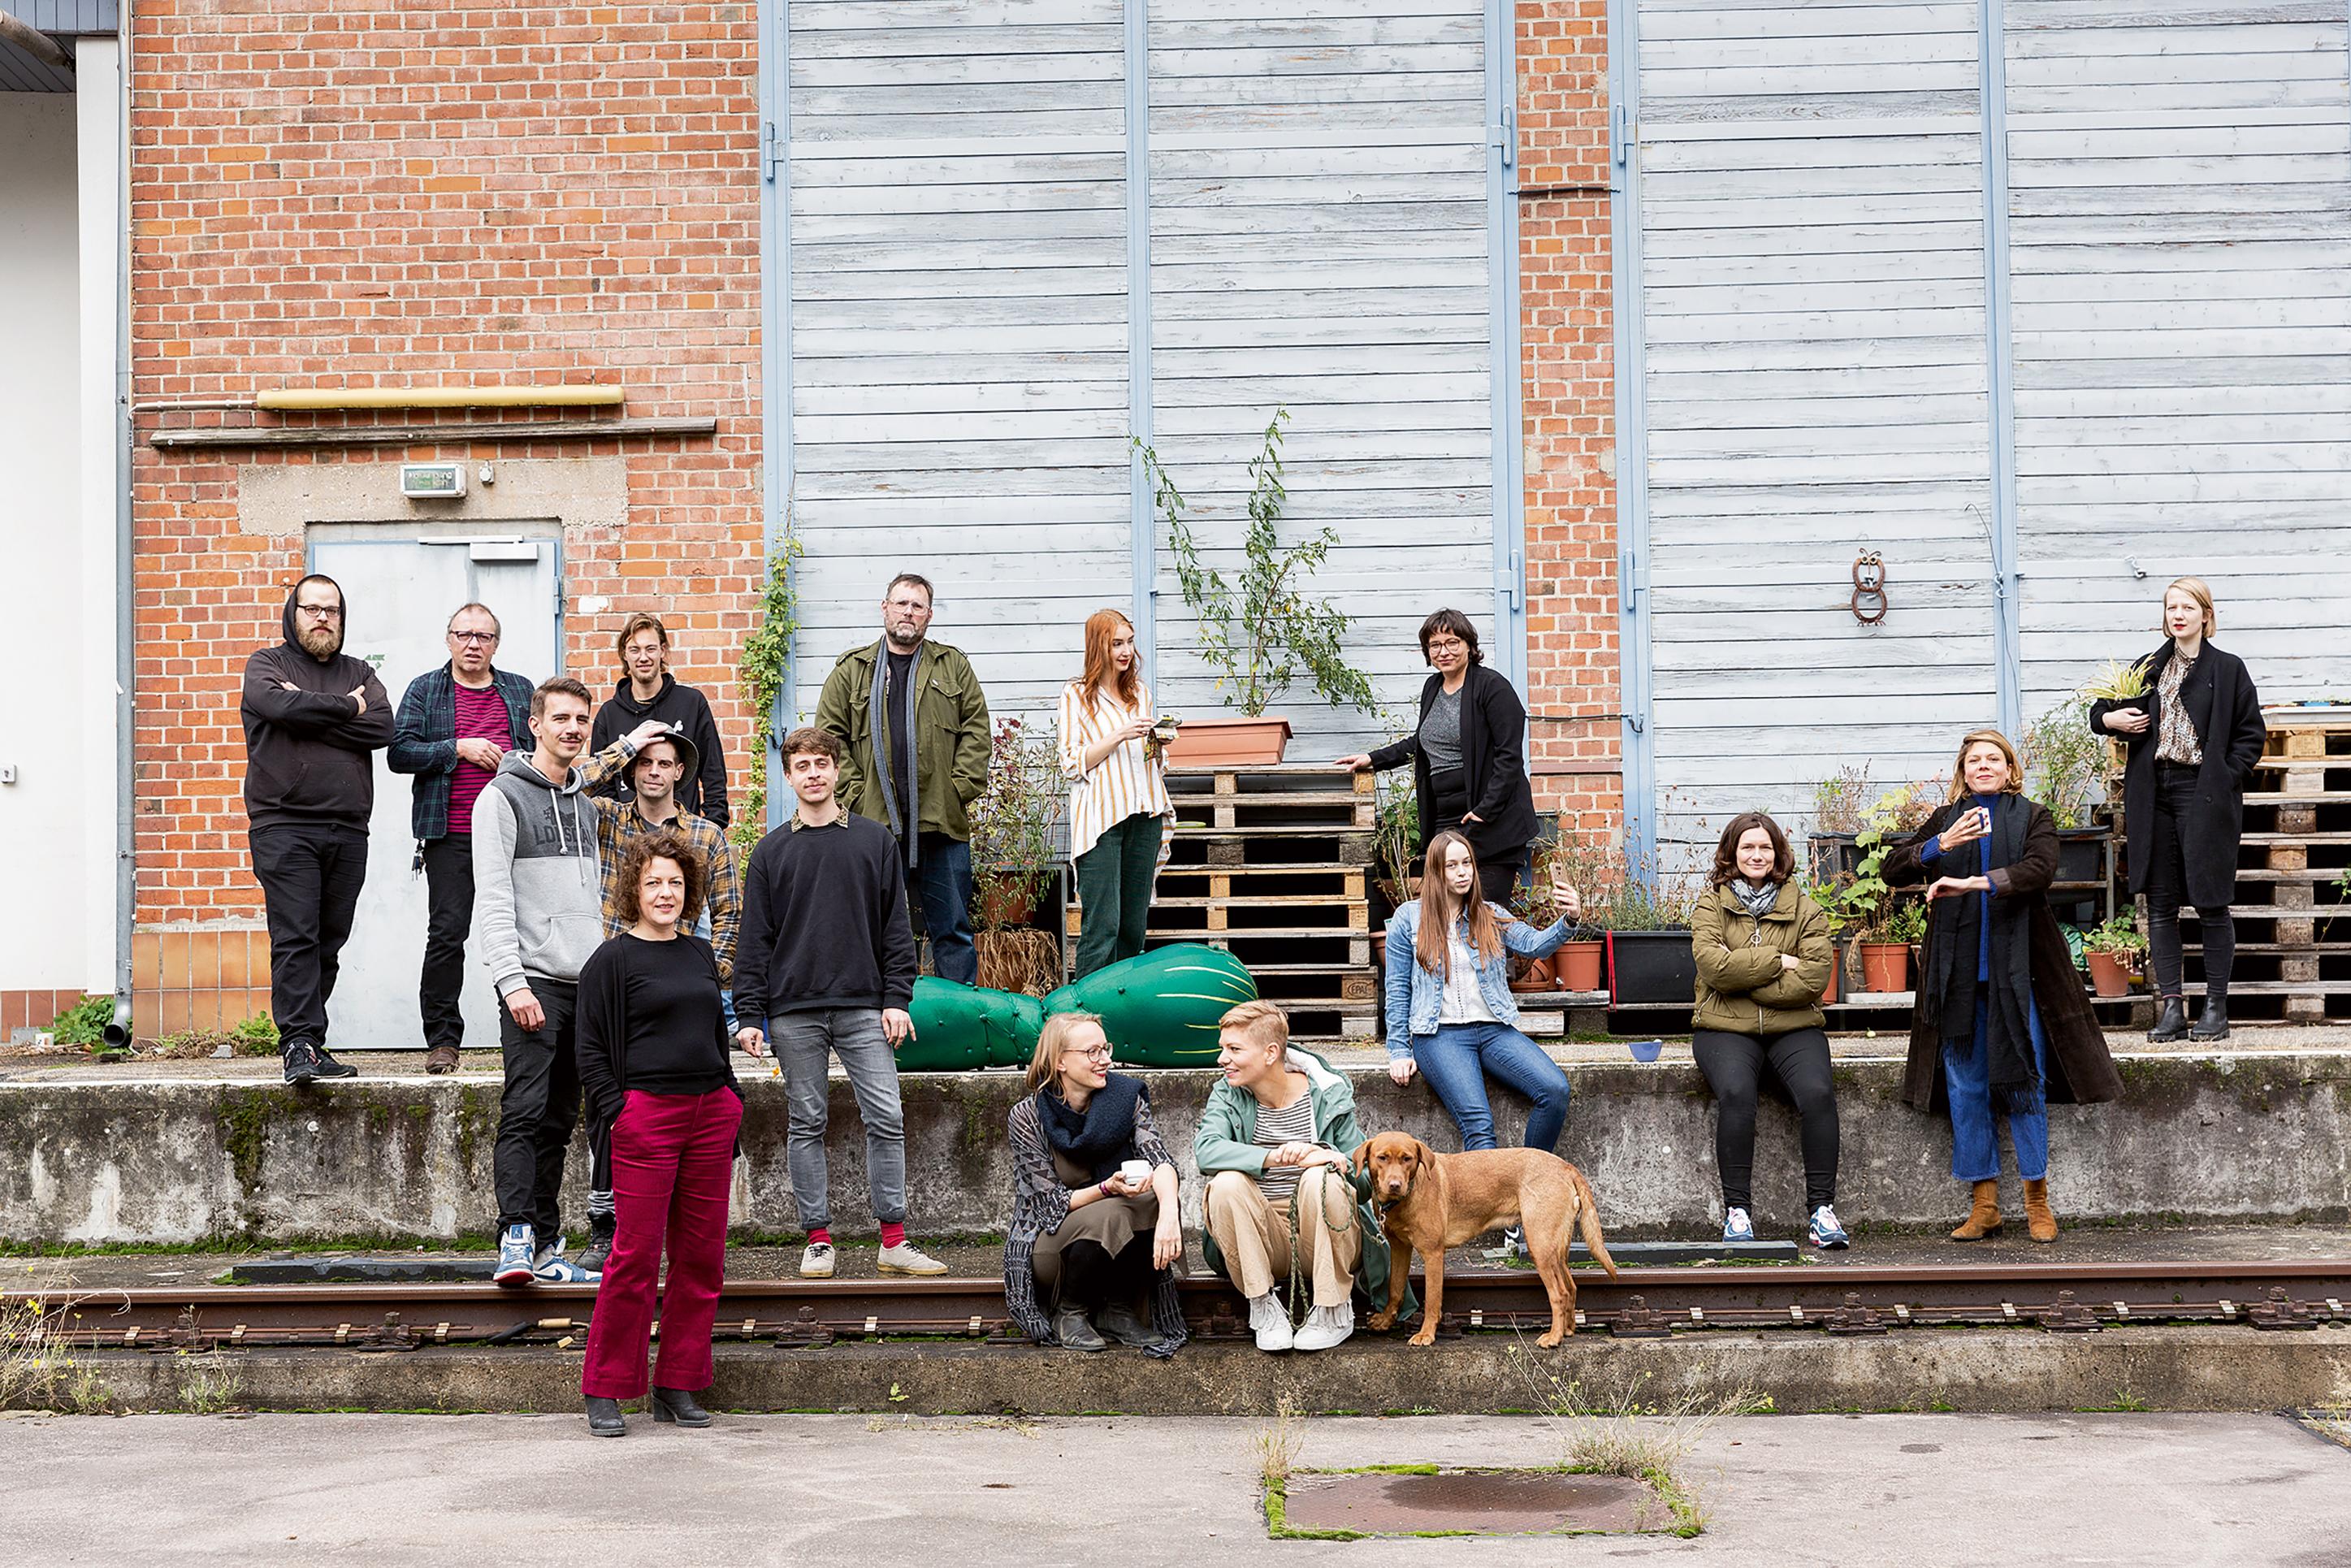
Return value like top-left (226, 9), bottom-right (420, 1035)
top-left (0, 1289), bottom-right (110, 1414)
top-left (171, 1350), bottom-right (247, 1414)
top-left (1253, 1394), bottom-right (1305, 1492)
top-left (1509, 1349), bottom-right (1769, 1536)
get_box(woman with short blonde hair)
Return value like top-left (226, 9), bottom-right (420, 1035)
top-left (2089, 576), bottom-right (2265, 1042)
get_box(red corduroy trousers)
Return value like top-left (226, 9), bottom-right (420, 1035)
top-left (580, 1087), bottom-right (743, 1400)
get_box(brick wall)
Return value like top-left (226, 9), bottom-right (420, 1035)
top-left (1516, 0), bottom-right (1622, 838)
top-left (129, 3), bottom-right (764, 938)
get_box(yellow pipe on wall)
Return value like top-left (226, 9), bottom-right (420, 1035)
top-left (255, 386), bottom-right (625, 411)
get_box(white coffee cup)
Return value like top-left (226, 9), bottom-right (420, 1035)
top-left (1119, 1159), bottom-right (1151, 1186)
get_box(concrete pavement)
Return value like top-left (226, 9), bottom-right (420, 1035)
top-left (4, 1410), bottom-right (2349, 1565)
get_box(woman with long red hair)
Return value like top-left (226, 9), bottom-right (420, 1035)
top-left (1057, 609), bottom-right (1173, 977)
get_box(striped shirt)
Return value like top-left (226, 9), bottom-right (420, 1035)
top-left (1251, 1090), bottom-right (1321, 1202)
top-left (1057, 678), bottom-right (1173, 862)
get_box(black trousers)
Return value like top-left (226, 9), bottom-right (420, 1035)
top-left (494, 979), bottom-right (582, 1235)
top-left (1692, 1027), bottom-right (1840, 1211)
top-left (418, 835), bottom-right (475, 1050)
top-left (1426, 767), bottom-right (1526, 905)
top-left (249, 821), bottom-right (369, 1052)
top-left (2145, 762), bottom-right (2235, 998)
top-left (1058, 1236), bottom-right (1153, 1314)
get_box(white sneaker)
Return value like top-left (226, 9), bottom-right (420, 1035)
top-left (877, 1241), bottom-right (948, 1276)
top-left (799, 1241), bottom-right (835, 1278)
top-left (1247, 1292), bottom-right (1294, 1352)
top-left (1292, 1302), bottom-right (1354, 1353)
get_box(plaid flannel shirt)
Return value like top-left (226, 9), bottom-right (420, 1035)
top-left (591, 795), bottom-right (743, 985)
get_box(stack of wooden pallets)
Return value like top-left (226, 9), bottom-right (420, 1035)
top-left (1067, 765), bottom-right (1375, 1042)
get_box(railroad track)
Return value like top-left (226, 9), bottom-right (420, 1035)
top-left (9, 1261), bottom-right (2349, 1351)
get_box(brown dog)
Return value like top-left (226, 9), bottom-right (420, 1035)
top-left (1353, 1133), bottom-right (1617, 1348)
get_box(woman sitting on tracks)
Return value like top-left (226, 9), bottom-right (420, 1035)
top-left (1689, 812), bottom-right (1844, 1250)
top-left (575, 830), bottom-right (745, 1436)
top-left (1002, 1011), bottom-right (1188, 1355)
top-left (1883, 730), bottom-right (2122, 1245)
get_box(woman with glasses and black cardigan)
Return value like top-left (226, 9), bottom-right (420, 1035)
top-left (1335, 609), bottom-right (1539, 903)
top-left (2087, 576), bottom-right (2265, 1043)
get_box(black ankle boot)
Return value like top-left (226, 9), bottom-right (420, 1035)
top-left (584, 1396), bottom-right (626, 1437)
top-left (2148, 996), bottom-right (2189, 1042)
top-left (650, 1386), bottom-right (712, 1427)
top-left (2190, 994), bottom-right (2230, 1041)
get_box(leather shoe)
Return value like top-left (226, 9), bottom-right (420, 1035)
top-left (584, 1396), bottom-right (626, 1437)
top-left (650, 1386), bottom-right (712, 1427)
top-left (2189, 995), bottom-right (2230, 1042)
top-left (424, 1044), bottom-right (461, 1075)
top-left (2147, 997), bottom-right (2189, 1042)
top-left (1053, 1306), bottom-right (1107, 1351)
top-left (1093, 1302), bottom-right (1160, 1349)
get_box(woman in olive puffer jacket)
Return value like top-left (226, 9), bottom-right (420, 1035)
top-left (1689, 812), bottom-right (1843, 1250)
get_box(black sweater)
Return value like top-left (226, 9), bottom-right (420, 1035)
top-left (576, 932), bottom-right (741, 1127)
top-left (590, 673), bottom-right (732, 827)
top-left (733, 813), bottom-right (917, 1023)
top-left (240, 585), bottom-right (394, 829)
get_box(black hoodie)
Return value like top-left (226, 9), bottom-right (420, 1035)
top-left (588, 672), bottom-right (730, 827)
top-left (239, 579), bottom-right (395, 830)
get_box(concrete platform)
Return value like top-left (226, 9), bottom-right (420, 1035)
top-left (2, 1046), bottom-right (2348, 1245)
top-left (4, 1411), bottom-right (2349, 1565)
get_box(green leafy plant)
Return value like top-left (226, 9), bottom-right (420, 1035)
top-left (2024, 696), bottom-right (2107, 829)
top-left (2080, 656), bottom-right (2153, 704)
top-left (2083, 916), bottom-right (2148, 960)
top-left (1137, 409), bottom-right (1377, 718)
top-left (734, 529), bottom-right (803, 850)
top-left (47, 994), bottom-right (115, 1050)
top-left (1862, 899), bottom-right (1927, 946)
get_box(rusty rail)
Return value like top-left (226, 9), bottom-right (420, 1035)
top-left (7, 1260), bottom-right (2347, 1351)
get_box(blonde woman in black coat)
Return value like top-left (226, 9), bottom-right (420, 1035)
top-left (2088, 577), bottom-right (2265, 1042)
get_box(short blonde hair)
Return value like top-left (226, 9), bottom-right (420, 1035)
top-left (2163, 576), bottom-right (2217, 639)
top-left (1218, 999), bottom-right (1288, 1055)
top-left (1944, 728), bottom-right (2025, 804)
top-left (1025, 1011), bottom-right (1105, 1095)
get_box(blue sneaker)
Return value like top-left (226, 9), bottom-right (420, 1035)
top-left (1809, 1205), bottom-right (1851, 1250)
top-left (494, 1224), bottom-right (536, 1286)
top-left (532, 1237), bottom-right (601, 1284)
top-left (1721, 1206), bottom-right (1756, 1245)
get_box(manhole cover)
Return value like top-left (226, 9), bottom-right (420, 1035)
top-left (1276, 1467), bottom-right (1675, 1538)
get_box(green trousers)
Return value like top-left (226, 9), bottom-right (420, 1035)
top-left (1074, 811), bottom-right (1163, 978)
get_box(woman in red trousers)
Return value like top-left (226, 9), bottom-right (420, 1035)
top-left (577, 829), bottom-right (744, 1436)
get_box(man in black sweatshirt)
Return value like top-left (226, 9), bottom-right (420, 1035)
top-left (734, 726), bottom-right (946, 1279)
top-left (587, 612), bottom-right (730, 827)
top-left (240, 575), bottom-right (394, 1085)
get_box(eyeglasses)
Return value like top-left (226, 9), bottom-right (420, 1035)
top-left (448, 630), bottom-right (498, 644)
top-left (1426, 636), bottom-right (1466, 652)
top-left (297, 604), bottom-right (343, 621)
top-left (1062, 1044), bottom-right (1113, 1063)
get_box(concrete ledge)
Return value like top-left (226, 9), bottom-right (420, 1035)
top-left (4, 1052), bottom-right (2349, 1245)
top-left (44, 1326), bottom-right (2351, 1417)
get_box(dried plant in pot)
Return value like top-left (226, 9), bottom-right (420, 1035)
top-left (970, 717), bottom-right (1064, 995)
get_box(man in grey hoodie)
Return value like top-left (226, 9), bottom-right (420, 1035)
top-left (471, 674), bottom-right (661, 1285)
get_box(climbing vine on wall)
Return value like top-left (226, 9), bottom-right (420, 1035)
top-left (734, 527), bottom-right (802, 849)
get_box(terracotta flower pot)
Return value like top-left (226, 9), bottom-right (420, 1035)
top-left (2085, 950), bottom-right (2132, 998)
top-left (1554, 940), bottom-right (1604, 993)
top-left (975, 881), bottom-right (1036, 929)
top-left (1858, 942), bottom-right (1911, 994)
top-left (1163, 715), bottom-right (1292, 768)
top-left (1509, 955), bottom-right (1557, 994)
top-left (1370, 930), bottom-right (1388, 972)
top-left (1820, 947), bottom-right (1842, 1005)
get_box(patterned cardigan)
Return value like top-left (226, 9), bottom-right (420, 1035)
top-left (1001, 1091), bottom-right (1190, 1352)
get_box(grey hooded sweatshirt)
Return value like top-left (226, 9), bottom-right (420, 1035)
top-left (471, 750), bottom-right (612, 998)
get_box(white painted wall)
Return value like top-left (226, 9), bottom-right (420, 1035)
top-left (0, 88), bottom-right (92, 995)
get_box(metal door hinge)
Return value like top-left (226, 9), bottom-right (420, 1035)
top-left (1612, 103), bottom-right (1636, 170)
top-left (1490, 106), bottom-right (1517, 171)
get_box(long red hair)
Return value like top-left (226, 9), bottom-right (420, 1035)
top-left (1079, 609), bottom-right (1141, 711)
top-left (1414, 829), bottom-right (1503, 979)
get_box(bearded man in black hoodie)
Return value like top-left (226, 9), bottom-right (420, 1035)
top-left (240, 575), bottom-right (394, 1085)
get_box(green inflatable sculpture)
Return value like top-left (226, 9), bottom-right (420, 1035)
top-left (892, 942), bottom-right (1258, 1071)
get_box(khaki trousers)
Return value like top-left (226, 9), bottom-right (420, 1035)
top-left (1204, 1167), bottom-right (1362, 1310)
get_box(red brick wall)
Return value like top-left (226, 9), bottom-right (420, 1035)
top-left (1516, 0), bottom-right (1622, 838)
top-left (128, 2), bottom-right (764, 926)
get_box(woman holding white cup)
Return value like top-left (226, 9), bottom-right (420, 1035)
top-left (1001, 1012), bottom-right (1188, 1354)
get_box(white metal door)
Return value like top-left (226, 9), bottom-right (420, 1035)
top-left (309, 529), bottom-right (561, 1051)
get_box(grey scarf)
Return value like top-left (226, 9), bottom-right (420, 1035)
top-left (867, 639), bottom-right (920, 869)
top-left (1731, 879), bottom-right (1780, 919)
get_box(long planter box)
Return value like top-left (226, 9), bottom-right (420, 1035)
top-left (1606, 928), bottom-right (1696, 1007)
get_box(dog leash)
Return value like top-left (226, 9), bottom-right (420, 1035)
top-left (1284, 1159), bottom-right (1363, 1326)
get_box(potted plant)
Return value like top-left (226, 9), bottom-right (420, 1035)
top-left (1808, 764), bottom-right (1873, 881)
top-left (2078, 656), bottom-right (2153, 808)
top-left (1855, 898), bottom-right (1925, 994)
top-left (1584, 842), bottom-right (1699, 1007)
top-left (2082, 916), bottom-right (2148, 999)
top-left (968, 718), bottom-right (1064, 994)
top-left (1821, 783), bottom-right (1925, 994)
top-left (1137, 409), bottom-right (1378, 767)
top-left (2024, 696), bottom-right (2116, 884)
top-left (1799, 877), bottom-right (1848, 1003)
top-left (1537, 817), bottom-right (1608, 993)
top-left (1506, 837), bottom-right (1564, 994)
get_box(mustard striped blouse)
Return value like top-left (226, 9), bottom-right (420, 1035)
top-left (1057, 678), bottom-right (1174, 862)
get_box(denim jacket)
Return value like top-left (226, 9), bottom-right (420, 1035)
top-left (388, 664), bottom-right (535, 842)
top-left (1382, 899), bottom-right (1574, 1059)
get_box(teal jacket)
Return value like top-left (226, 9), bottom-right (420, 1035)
top-left (1193, 1046), bottom-right (1417, 1320)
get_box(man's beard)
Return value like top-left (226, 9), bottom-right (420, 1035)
top-left (298, 623), bottom-right (342, 659)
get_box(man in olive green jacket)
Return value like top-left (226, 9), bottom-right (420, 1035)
top-left (812, 573), bottom-right (992, 984)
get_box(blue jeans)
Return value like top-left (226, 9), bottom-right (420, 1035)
top-left (1410, 1021), bottom-right (1573, 1154)
top-left (1942, 987), bottom-right (2050, 1183)
top-left (910, 832), bottom-right (976, 986)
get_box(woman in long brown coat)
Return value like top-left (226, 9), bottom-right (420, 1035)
top-left (1882, 729), bottom-right (2122, 1244)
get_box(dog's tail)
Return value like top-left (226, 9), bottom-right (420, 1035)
top-left (1573, 1167), bottom-right (1619, 1278)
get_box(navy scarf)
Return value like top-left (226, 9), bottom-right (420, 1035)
top-left (1036, 1072), bottom-right (1146, 1183)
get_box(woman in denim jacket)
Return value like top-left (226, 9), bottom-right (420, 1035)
top-left (1381, 829), bottom-right (1582, 1157)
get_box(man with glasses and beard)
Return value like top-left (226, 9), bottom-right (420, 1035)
top-left (239, 574), bottom-right (395, 1085)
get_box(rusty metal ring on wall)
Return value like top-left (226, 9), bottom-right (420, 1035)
top-left (1851, 551), bottom-right (1889, 625)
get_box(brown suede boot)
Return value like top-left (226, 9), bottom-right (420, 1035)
top-left (1950, 1180), bottom-right (2002, 1241)
top-left (2022, 1178), bottom-right (2058, 1243)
